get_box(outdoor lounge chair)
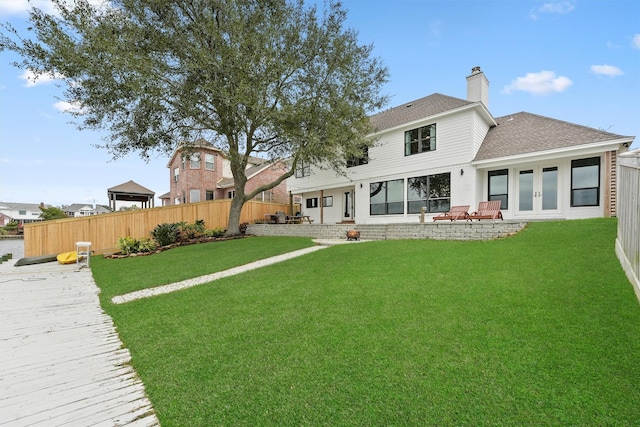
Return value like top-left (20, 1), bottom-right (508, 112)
top-left (467, 200), bottom-right (503, 221)
top-left (433, 205), bottom-right (470, 221)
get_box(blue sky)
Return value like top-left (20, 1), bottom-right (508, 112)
top-left (1, 0), bottom-right (639, 207)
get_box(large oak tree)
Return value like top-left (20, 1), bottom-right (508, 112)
top-left (1, 0), bottom-right (388, 234)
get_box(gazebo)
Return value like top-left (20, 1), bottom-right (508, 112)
top-left (107, 180), bottom-right (155, 211)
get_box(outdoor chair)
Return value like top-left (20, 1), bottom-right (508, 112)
top-left (467, 200), bottom-right (503, 221)
top-left (432, 205), bottom-right (470, 221)
top-left (275, 211), bottom-right (287, 224)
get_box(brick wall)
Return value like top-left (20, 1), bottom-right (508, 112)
top-left (244, 163), bottom-right (290, 204)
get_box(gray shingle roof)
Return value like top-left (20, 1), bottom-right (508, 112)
top-left (370, 93), bottom-right (474, 132)
top-left (217, 163), bottom-right (271, 188)
top-left (0, 202), bottom-right (49, 211)
top-left (475, 112), bottom-right (632, 161)
top-left (107, 180), bottom-right (154, 195)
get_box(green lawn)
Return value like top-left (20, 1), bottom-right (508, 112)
top-left (92, 219), bottom-right (640, 426)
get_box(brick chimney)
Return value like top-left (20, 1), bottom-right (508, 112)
top-left (466, 66), bottom-right (489, 108)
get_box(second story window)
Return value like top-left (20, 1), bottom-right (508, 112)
top-left (295, 161), bottom-right (310, 178)
top-left (346, 145), bottom-right (369, 168)
top-left (205, 154), bottom-right (215, 170)
top-left (174, 167), bottom-right (179, 182)
top-left (405, 124), bottom-right (436, 156)
top-left (190, 154), bottom-right (200, 169)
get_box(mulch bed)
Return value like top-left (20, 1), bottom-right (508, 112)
top-left (104, 234), bottom-right (252, 259)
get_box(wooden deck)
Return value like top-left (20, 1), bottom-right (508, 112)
top-left (0, 260), bottom-right (159, 426)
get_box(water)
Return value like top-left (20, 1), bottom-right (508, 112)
top-left (0, 238), bottom-right (25, 259)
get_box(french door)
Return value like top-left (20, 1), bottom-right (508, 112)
top-left (517, 166), bottom-right (559, 215)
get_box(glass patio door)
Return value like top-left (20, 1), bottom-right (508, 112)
top-left (517, 166), bottom-right (559, 215)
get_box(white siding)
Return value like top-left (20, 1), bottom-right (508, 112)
top-left (472, 111), bottom-right (491, 157)
top-left (475, 154), bottom-right (608, 220)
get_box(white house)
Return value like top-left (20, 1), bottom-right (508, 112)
top-left (62, 203), bottom-right (111, 217)
top-left (287, 67), bottom-right (635, 224)
top-left (0, 202), bottom-right (50, 225)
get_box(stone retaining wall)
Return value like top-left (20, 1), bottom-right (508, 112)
top-left (247, 220), bottom-right (528, 241)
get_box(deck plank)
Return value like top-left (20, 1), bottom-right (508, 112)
top-left (0, 260), bottom-right (159, 426)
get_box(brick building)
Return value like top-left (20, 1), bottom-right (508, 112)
top-left (165, 140), bottom-right (289, 205)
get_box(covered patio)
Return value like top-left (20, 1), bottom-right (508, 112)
top-left (107, 180), bottom-right (155, 211)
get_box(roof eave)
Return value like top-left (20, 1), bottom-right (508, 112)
top-left (369, 102), bottom-right (496, 137)
top-left (471, 137), bottom-right (633, 168)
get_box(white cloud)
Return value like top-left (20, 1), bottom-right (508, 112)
top-left (54, 100), bottom-right (84, 113)
top-left (503, 71), bottom-right (573, 95)
top-left (540, 1), bottom-right (575, 14)
top-left (590, 64), bottom-right (623, 77)
top-left (19, 69), bottom-right (64, 87)
top-left (530, 1), bottom-right (575, 20)
top-left (633, 34), bottom-right (640, 50)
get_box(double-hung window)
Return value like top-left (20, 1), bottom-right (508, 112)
top-left (488, 169), bottom-right (508, 209)
top-left (174, 167), bottom-right (179, 182)
top-left (370, 179), bottom-right (404, 215)
top-left (295, 161), bottom-right (310, 178)
top-left (205, 154), bottom-right (215, 170)
top-left (405, 124), bottom-right (436, 156)
top-left (571, 157), bottom-right (600, 206)
top-left (346, 146), bottom-right (369, 167)
top-left (407, 173), bottom-right (451, 214)
top-left (190, 154), bottom-right (200, 169)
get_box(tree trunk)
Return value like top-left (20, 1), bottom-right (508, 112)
top-left (226, 194), bottom-right (244, 235)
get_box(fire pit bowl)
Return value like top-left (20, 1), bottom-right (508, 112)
top-left (346, 230), bottom-right (360, 241)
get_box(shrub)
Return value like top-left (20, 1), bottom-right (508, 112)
top-left (136, 237), bottom-right (158, 253)
top-left (117, 236), bottom-right (158, 255)
top-left (152, 223), bottom-right (178, 246)
top-left (116, 236), bottom-right (138, 255)
top-left (204, 227), bottom-right (226, 238)
top-left (176, 220), bottom-right (206, 241)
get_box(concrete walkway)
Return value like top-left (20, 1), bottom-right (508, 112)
top-left (112, 244), bottom-right (333, 304)
top-left (0, 259), bottom-right (159, 427)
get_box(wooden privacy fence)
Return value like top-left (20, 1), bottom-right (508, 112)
top-left (615, 150), bottom-right (640, 302)
top-left (23, 200), bottom-right (290, 257)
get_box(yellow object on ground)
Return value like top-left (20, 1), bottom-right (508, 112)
top-left (57, 251), bottom-right (78, 265)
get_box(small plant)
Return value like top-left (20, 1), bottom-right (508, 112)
top-left (152, 223), bottom-right (178, 246)
top-left (117, 236), bottom-right (158, 254)
top-left (176, 220), bottom-right (206, 241)
top-left (204, 227), bottom-right (226, 238)
top-left (136, 237), bottom-right (158, 253)
top-left (116, 236), bottom-right (138, 255)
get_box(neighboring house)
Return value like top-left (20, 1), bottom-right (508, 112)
top-left (62, 203), bottom-right (111, 217)
top-left (166, 140), bottom-right (289, 205)
top-left (0, 202), bottom-right (50, 225)
top-left (287, 67), bottom-right (635, 224)
top-left (159, 192), bottom-right (171, 207)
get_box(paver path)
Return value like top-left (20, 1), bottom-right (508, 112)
top-left (112, 245), bottom-right (329, 304)
top-left (0, 260), bottom-right (159, 427)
